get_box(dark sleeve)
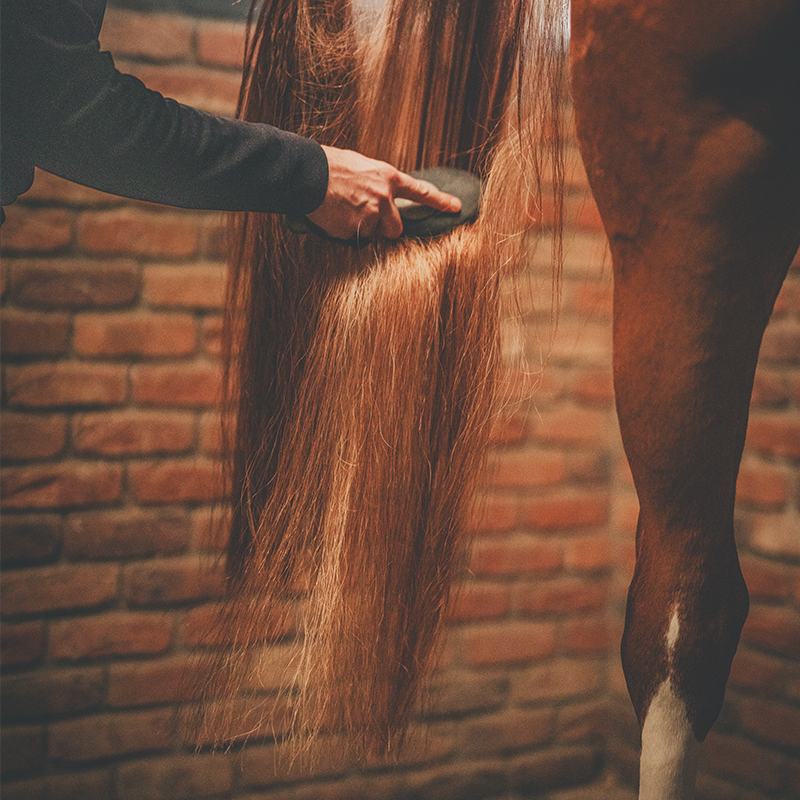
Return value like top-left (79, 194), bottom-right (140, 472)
top-left (0, 0), bottom-right (329, 215)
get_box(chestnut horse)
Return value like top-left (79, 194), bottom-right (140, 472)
top-left (213, 1), bottom-right (797, 797)
top-left (571, 0), bottom-right (800, 796)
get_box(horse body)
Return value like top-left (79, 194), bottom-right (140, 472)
top-left (571, 0), bottom-right (800, 795)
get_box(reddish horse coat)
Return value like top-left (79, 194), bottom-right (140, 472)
top-left (571, 0), bottom-right (800, 795)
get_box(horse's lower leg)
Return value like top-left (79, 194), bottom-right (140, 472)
top-left (570, 1), bottom-right (800, 796)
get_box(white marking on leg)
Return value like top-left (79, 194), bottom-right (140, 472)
top-left (666, 605), bottom-right (680, 652)
top-left (639, 679), bottom-right (699, 800)
top-left (638, 605), bottom-right (700, 800)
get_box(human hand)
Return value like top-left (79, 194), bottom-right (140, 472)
top-left (305, 145), bottom-right (462, 240)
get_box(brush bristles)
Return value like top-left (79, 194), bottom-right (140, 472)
top-left (192, 0), bottom-right (567, 760)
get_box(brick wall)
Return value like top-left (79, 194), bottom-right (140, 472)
top-left (1, 4), bottom-right (798, 800)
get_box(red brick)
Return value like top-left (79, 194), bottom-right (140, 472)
top-left (530, 407), bottom-right (608, 447)
top-left (0, 310), bottom-right (70, 356)
top-left (0, 413), bottom-right (67, 460)
top-left (116, 62), bottom-right (240, 116)
top-left (8, 258), bottom-right (140, 308)
top-left (199, 411), bottom-right (223, 453)
top-left (0, 622), bottom-right (45, 667)
top-left (747, 513), bottom-right (800, 560)
top-left (129, 458), bottom-right (223, 504)
top-left (64, 510), bottom-right (190, 559)
top-left (771, 279), bottom-right (792, 316)
top-left (182, 694), bottom-right (293, 750)
top-left (741, 605), bottom-right (800, 657)
top-left (547, 321), bottom-right (613, 364)
top-left (1, 668), bottom-right (105, 721)
top-left (462, 621), bottom-right (556, 666)
top-left (1, 464), bottom-right (122, 509)
top-left (488, 449), bottom-right (567, 489)
top-left (564, 617), bottom-right (611, 655)
top-left (73, 410), bottom-right (194, 455)
top-left (559, 700), bottom-right (607, 742)
top-left (49, 709), bottom-right (173, 763)
top-left (191, 505), bottom-right (229, 552)
top-left (512, 658), bottom-right (603, 704)
top-left (2, 772), bottom-right (114, 800)
top-left (99, 9), bottom-right (192, 59)
top-left (570, 194), bottom-right (605, 232)
top-left (517, 578), bottom-right (606, 616)
top-left (0, 515), bottom-right (61, 565)
top-left (4, 363), bottom-right (128, 408)
top-left (461, 708), bottom-right (554, 756)
top-left (50, 613), bottom-right (173, 660)
top-left (132, 362), bottom-right (221, 406)
top-left (448, 582), bottom-right (510, 622)
top-left (759, 319), bottom-right (800, 364)
top-left (488, 408), bottom-right (528, 445)
top-left (73, 311), bottom-right (196, 357)
top-left (741, 556), bottom-right (792, 601)
top-left (116, 753), bottom-right (233, 800)
top-left (739, 697), bottom-right (800, 753)
top-left (573, 369), bottom-right (615, 405)
top-left (561, 278), bottom-right (613, 319)
top-left (746, 413), bottom-right (800, 459)
top-left (195, 20), bottom-right (247, 67)
top-left (703, 732), bottom-right (784, 792)
top-left (202, 314), bottom-right (223, 355)
top-left (1, 207), bottom-right (72, 252)
top-left (469, 536), bottom-right (563, 576)
top-left (565, 534), bottom-right (613, 572)
top-left (425, 672), bottom-right (507, 717)
top-left (728, 648), bottom-right (787, 693)
top-left (613, 493), bottom-right (640, 537)
top-left (750, 367), bottom-right (791, 408)
top-left (522, 492), bottom-right (610, 531)
top-left (108, 656), bottom-right (210, 707)
top-left (468, 493), bottom-right (519, 534)
top-left (77, 209), bottom-right (200, 257)
top-left (736, 459), bottom-right (789, 509)
top-left (0, 726), bottom-right (45, 777)
top-left (566, 451), bottom-right (609, 483)
top-left (143, 263), bottom-right (225, 309)
top-left (125, 556), bottom-right (224, 607)
top-left (1, 563), bottom-right (117, 616)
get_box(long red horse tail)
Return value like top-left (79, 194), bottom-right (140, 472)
top-left (195, 0), bottom-right (567, 760)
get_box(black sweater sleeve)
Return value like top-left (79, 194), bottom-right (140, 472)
top-left (0, 0), bottom-right (329, 215)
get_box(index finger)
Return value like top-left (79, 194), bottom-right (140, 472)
top-left (394, 175), bottom-right (462, 213)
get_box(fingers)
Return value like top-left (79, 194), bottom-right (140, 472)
top-left (305, 146), bottom-right (461, 240)
top-left (394, 175), bottom-right (462, 213)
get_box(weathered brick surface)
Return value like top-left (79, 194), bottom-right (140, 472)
top-left (4, 362), bottom-right (129, 407)
top-left (1, 563), bottom-right (118, 616)
top-left (1, 463), bottom-right (123, 509)
top-left (49, 709), bottom-right (173, 763)
top-left (73, 409), bottom-right (195, 456)
top-left (1, 5), bottom-right (797, 798)
top-left (7, 258), bottom-right (140, 308)
top-left (1, 668), bottom-right (105, 722)
top-left (50, 613), bottom-right (173, 661)
top-left (73, 311), bottom-right (197, 357)
top-left (0, 310), bottom-right (71, 357)
top-left (0, 412), bottom-right (68, 460)
top-left (0, 515), bottom-right (62, 566)
top-left (64, 510), bottom-right (191, 559)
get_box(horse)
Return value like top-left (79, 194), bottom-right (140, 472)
top-left (570, 0), bottom-right (800, 796)
top-left (205, 1), bottom-right (799, 797)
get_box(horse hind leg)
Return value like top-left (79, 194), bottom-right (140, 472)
top-left (570, 0), bottom-right (800, 796)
